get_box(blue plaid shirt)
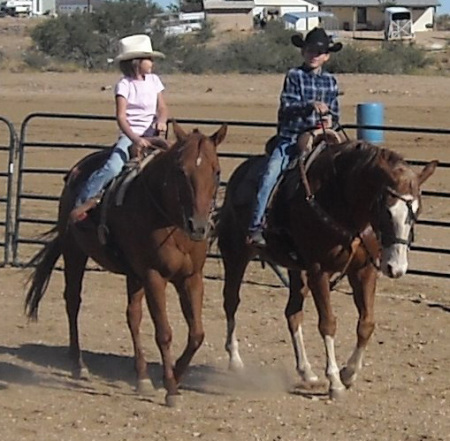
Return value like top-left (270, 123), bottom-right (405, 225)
top-left (277, 66), bottom-right (340, 140)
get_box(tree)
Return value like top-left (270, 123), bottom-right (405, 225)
top-left (30, 0), bottom-right (163, 70)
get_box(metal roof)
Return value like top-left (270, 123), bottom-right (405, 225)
top-left (203, 0), bottom-right (255, 10)
top-left (283, 11), bottom-right (335, 23)
top-left (318, 0), bottom-right (438, 6)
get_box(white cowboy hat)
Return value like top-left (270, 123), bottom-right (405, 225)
top-left (115, 34), bottom-right (165, 62)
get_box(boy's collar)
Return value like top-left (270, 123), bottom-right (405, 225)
top-left (301, 64), bottom-right (323, 75)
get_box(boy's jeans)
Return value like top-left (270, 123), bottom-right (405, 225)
top-left (76, 135), bottom-right (132, 206)
top-left (248, 137), bottom-right (297, 233)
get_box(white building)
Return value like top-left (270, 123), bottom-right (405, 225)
top-left (318, 0), bottom-right (438, 33)
top-left (282, 10), bottom-right (337, 32)
top-left (204, 0), bottom-right (439, 33)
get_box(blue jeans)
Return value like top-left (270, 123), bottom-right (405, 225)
top-left (249, 137), bottom-right (297, 232)
top-left (76, 135), bottom-right (132, 206)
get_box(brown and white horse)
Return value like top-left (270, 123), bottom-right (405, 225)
top-left (217, 140), bottom-right (437, 399)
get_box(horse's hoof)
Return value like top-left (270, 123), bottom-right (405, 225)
top-left (136, 379), bottom-right (154, 396)
top-left (329, 386), bottom-right (346, 400)
top-left (299, 369), bottom-right (319, 384)
top-left (228, 360), bottom-right (245, 373)
top-left (73, 367), bottom-right (90, 381)
top-left (340, 367), bottom-right (356, 388)
top-left (165, 393), bottom-right (181, 408)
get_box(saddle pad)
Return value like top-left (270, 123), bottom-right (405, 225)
top-left (115, 149), bottom-right (161, 206)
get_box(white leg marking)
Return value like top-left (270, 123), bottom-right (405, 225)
top-left (292, 325), bottom-right (318, 382)
top-left (225, 319), bottom-right (244, 371)
top-left (324, 335), bottom-right (346, 398)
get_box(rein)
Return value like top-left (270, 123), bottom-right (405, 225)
top-left (298, 151), bottom-right (380, 289)
top-left (142, 144), bottom-right (218, 238)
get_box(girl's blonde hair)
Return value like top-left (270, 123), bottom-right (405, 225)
top-left (119, 59), bottom-right (143, 77)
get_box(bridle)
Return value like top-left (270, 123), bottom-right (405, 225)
top-left (376, 186), bottom-right (418, 248)
top-left (173, 157), bottom-right (220, 236)
top-left (298, 155), bottom-right (380, 282)
top-left (144, 141), bottom-right (220, 237)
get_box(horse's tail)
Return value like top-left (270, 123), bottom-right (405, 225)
top-left (24, 226), bottom-right (62, 320)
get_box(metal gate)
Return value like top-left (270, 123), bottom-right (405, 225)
top-left (342, 123), bottom-right (450, 279)
top-left (11, 113), bottom-right (450, 281)
top-left (12, 112), bottom-right (116, 266)
top-left (0, 117), bottom-right (17, 265)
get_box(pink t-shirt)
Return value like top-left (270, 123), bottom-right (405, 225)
top-left (115, 74), bottom-right (165, 137)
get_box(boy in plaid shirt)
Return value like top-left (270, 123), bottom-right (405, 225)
top-left (247, 27), bottom-right (343, 247)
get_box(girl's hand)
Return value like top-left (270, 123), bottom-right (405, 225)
top-left (134, 137), bottom-right (152, 149)
top-left (156, 121), bottom-right (167, 134)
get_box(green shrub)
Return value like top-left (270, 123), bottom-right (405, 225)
top-left (436, 14), bottom-right (450, 31)
top-left (28, 8), bottom-right (433, 75)
top-left (217, 25), bottom-right (298, 74)
top-left (31, 0), bottom-right (162, 70)
top-left (22, 50), bottom-right (50, 70)
top-left (327, 42), bottom-right (430, 74)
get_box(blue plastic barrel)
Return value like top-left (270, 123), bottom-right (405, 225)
top-left (356, 102), bottom-right (384, 144)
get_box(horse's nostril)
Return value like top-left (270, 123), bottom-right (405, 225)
top-left (387, 264), bottom-right (394, 278)
top-left (387, 264), bottom-right (403, 279)
top-left (188, 217), bottom-right (206, 232)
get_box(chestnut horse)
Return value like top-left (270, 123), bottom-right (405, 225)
top-left (25, 122), bottom-right (227, 406)
top-left (218, 140), bottom-right (437, 399)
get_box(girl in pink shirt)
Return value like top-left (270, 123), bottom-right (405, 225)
top-left (72, 34), bottom-right (168, 222)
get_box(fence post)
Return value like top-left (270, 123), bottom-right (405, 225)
top-left (0, 116), bottom-right (17, 265)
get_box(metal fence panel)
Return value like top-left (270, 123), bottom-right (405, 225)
top-left (11, 113), bottom-right (450, 281)
top-left (0, 117), bottom-right (17, 265)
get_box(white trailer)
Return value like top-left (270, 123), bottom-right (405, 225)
top-left (384, 6), bottom-right (414, 41)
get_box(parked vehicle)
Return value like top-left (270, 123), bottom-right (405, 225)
top-left (163, 11), bottom-right (205, 36)
top-left (0, 0), bottom-right (32, 16)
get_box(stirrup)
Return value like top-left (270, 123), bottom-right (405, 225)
top-left (246, 230), bottom-right (267, 247)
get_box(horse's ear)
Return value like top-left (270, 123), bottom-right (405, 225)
top-left (172, 120), bottom-right (188, 141)
top-left (418, 160), bottom-right (438, 186)
top-left (210, 124), bottom-right (227, 147)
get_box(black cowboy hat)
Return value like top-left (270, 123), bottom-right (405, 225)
top-left (291, 27), bottom-right (343, 53)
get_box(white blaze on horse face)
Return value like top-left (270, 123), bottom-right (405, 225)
top-left (381, 195), bottom-right (419, 279)
top-left (196, 155), bottom-right (202, 167)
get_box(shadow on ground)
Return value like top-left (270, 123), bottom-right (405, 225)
top-left (0, 343), bottom-right (320, 399)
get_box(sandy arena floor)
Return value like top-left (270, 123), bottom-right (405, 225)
top-left (0, 71), bottom-right (449, 441)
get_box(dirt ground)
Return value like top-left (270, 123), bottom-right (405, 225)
top-left (1, 66), bottom-right (450, 441)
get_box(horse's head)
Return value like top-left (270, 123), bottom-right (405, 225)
top-left (371, 150), bottom-right (438, 278)
top-left (169, 121), bottom-right (227, 241)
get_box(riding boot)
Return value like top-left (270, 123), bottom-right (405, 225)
top-left (246, 229), bottom-right (267, 247)
top-left (69, 197), bottom-right (101, 224)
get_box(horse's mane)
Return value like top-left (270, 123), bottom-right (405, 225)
top-left (140, 129), bottom-right (219, 185)
top-left (333, 140), bottom-right (404, 171)
top-left (311, 140), bottom-right (405, 185)
top-left (302, 140), bottom-right (408, 222)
